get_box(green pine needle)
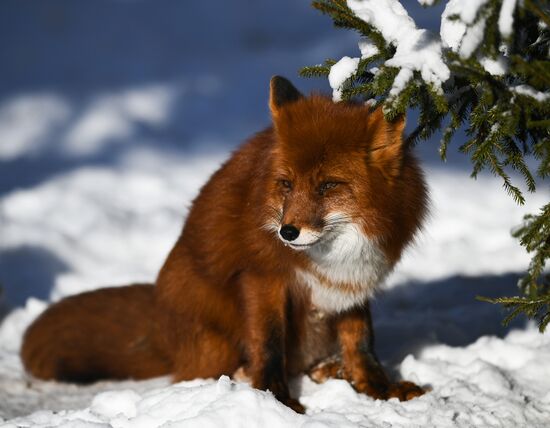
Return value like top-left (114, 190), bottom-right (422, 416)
top-left (303, 0), bottom-right (550, 332)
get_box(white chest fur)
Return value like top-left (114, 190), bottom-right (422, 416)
top-left (296, 223), bottom-right (390, 313)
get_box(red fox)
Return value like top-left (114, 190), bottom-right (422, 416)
top-left (21, 77), bottom-right (428, 413)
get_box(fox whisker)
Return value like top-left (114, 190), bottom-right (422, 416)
top-left (262, 205), bottom-right (283, 235)
top-left (262, 222), bottom-right (280, 233)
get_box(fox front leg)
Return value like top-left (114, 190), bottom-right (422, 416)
top-left (334, 303), bottom-right (425, 401)
top-left (241, 272), bottom-right (305, 413)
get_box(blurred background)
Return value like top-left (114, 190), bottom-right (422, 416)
top-left (0, 0), bottom-right (451, 190)
top-left (0, 0), bottom-right (543, 327)
top-left (0, 0), bottom-right (447, 307)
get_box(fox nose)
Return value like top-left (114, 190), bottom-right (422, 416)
top-left (280, 224), bottom-right (300, 242)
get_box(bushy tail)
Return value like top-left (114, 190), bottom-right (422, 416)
top-left (21, 284), bottom-right (172, 383)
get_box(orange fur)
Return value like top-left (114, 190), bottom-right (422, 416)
top-left (21, 284), bottom-right (172, 382)
top-left (21, 77), bottom-right (428, 412)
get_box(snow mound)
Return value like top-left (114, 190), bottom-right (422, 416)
top-left (2, 326), bottom-right (549, 427)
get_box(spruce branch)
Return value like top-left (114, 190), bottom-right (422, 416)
top-left (477, 295), bottom-right (550, 332)
top-left (303, 0), bottom-right (550, 332)
top-left (300, 58), bottom-right (339, 79)
top-left (311, 0), bottom-right (390, 55)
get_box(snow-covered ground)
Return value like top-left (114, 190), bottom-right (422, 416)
top-left (0, 1), bottom-right (549, 426)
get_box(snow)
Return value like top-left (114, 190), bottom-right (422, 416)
top-left (346, 0), bottom-right (417, 44)
top-left (440, 0), bottom-right (488, 58)
top-left (358, 38), bottom-right (379, 59)
top-left (0, 95), bottom-right (70, 161)
top-left (450, 0), bottom-right (489, 26)
top-left (0, 154), bottom-right (218, 305)
top-left (63, 85), bottom-right (177, 157)
top-left (479, 56), bottom-right (509, 76)
top-left (440, 3), bottom-right (467, 51)
top-left (459, 17), bottom-right (487, 59)
top-left (323, 0), bottom-right (519, 100)
top-left (1, 155), bottom-right (549, 426)
top-left (388, 68), bottom-right (414, 99)
top-left (512, 85), bottom-right (550, 102)
top-left (347, 0), bottom-right (450, 95)
top-left (386, 29), bottom-right (448, 94)
top-left (1, 0), bottom-right (550, 426)
top-left (90, 389), bottom-right (141, 419)
top-left (328, 56), bottom-right (360, 102)
top-left (2, 328), bottom-right (550, 427)
top-left (498, 0), bottom-right (517, 38)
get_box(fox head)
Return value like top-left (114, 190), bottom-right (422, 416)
top-left (264, 76), bottom-right (424, 261)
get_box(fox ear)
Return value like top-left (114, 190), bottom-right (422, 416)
top-left (269, 76), bottom-right (303, 115)
top-left (368, 108), bottom-right (406, 179)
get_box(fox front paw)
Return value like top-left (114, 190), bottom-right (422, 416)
top-left (355, 379), bottom-right (426, 401)
top-left (308, 356), bottom-right (426, 402)
top-left (386, 380), bottom-right (426, 401)
top-left (308, 356), bottom-right (345, 383)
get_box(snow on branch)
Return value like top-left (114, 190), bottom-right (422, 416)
top-left (329, 56), bottom-right (360, 101)
top-left (498, 0), bottom-right (518, 38)
top-left (512, 84), bottom-right (550, 102)
top-left (326, 0), bottom-right (522, 102)
top-left (328, 0), bottom-right (450, 101)
top-left (441, 0), bottom-right (492, 58)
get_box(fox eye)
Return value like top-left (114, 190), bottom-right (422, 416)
top-left (278, 179), bottom-right (293, 190)
top-left (318, 181), bottom-right (339, 195)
